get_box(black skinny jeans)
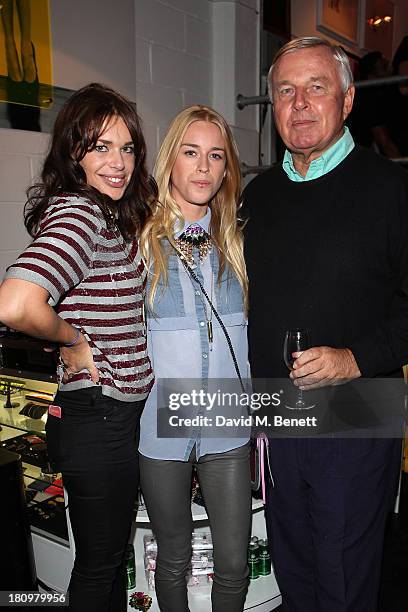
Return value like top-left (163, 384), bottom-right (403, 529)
top-left (46, 387), bottom-right (145, 612)
top-left (139, 444), bottom-right (252, 612)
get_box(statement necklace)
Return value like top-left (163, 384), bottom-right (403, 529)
top-left (172, 222), bottom-right (214, 348)
top-left (174, 223), bottom-right (212, 269)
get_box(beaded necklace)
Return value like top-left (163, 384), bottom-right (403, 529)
top-left (174, 223), bottom-right (212, 269)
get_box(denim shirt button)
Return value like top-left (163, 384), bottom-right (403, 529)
top-left (202, 353), bottom-right (208, 359)
top-left (200, 321), bottom-right (205, 327)
top-left (195, 290), bottom-right (201, 296)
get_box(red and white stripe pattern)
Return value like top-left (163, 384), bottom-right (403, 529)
top-left (6, 195), bottom-right (153, 401)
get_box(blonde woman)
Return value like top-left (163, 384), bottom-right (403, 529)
top-left (139, 106), bottom-right (251, 612)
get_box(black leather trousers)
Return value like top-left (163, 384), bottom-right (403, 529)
top-left (139, 444), bottom-right (251, 612)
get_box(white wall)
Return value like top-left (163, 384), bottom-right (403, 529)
top-left (50, 0), bottom-right (136, 98)
top-left (0, 0), bottom-right (260, 278)
top-left (135, 0), bottom-right (260, 170)
top-left (0, 129), bottom-right (49, 274)
top-left (134, 0), bottom-right (212, 169)
top-left (212, 0), bottom-right (260, 175)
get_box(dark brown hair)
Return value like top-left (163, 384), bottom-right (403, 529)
top-left (25, 83), bottom-right (156, 239)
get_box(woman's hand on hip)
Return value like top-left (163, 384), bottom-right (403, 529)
top-left (60, 332), bottom-right (100, 383)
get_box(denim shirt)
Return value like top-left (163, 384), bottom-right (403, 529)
top-left (139, 211), bottom-right (250, 460)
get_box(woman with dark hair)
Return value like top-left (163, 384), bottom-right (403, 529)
top-left (139, 106), bottom-right (251, 612)
top-left (0, 83), bottom-right (155, 612)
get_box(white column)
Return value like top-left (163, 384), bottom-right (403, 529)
top-left (211, 0), bottom-right (260, 169)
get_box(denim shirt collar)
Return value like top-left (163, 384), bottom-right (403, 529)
top-left (174, 207), bottom-right (211, 238)
top-left (282, 126), bottom-right (355, 182)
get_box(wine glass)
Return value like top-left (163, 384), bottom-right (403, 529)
top-left (283, 329), bottom-right (315, 410)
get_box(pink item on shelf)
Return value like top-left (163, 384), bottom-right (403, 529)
top-left (257, 433), bottom-right (274, 504)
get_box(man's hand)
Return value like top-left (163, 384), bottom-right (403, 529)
top-left (290, 347), bottom-right (361, 390)
top-left (60, 333), bottom-right (99, 384)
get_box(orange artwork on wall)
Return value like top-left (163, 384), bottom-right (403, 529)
top-left (0, 0), bottom-right (52, 110)
top-left (317, 0), bottom-right (362, 47)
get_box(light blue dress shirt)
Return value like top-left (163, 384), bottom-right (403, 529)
top-left (139, 209), bottom-right (250, 460)
top-left (282, 126), bottom-right (355, 181)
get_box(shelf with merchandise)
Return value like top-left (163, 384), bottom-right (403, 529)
top-left (0, 376), bottom-right (57, 486)
top-left (129, 498), bottom-right (282, 612)
top-left (0, 375), bottom-right (74, 592)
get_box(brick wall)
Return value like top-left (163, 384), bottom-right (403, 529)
top-left (0, 129), bottom-right (49, 275)
top-left (134, 0), bottom-right (212, 169)
top-left (0, 0), bottom-right (260, 278)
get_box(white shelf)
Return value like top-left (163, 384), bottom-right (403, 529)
top-left (135, 500), bottom-right (264, 524)
top-left (128, 499), bottom-right (282, 611)
top-left (1, 403), bottom-right (281, 609)
top-left (32, 531), bottom-right (73, 593)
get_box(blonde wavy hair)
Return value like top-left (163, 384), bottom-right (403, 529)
top-left (140, 105), bottom-right (248, 311)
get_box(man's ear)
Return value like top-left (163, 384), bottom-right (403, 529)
top-left (342, 84), bottom-right (355, 121)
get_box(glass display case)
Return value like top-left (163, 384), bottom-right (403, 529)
top-left (130, 500), bottom-right (282, 612)
top-left (0, 333), bottom-right (75, 592)
top-left (0, 333), bottom-right (282, 608)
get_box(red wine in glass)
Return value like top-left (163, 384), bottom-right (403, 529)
top-left (283, 329), bottom-right (315, 410)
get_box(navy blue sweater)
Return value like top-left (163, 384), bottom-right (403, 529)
top-left (243, 146), bottom-right (408, 379)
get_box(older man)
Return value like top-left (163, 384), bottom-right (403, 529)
top-left (244, 37), bottom-right (408, 611)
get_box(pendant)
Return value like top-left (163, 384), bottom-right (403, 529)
top-left (207, 320), bottom-right (213, 350)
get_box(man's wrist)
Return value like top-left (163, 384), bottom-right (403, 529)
top-left (345, 348), bottom-right (361, 378)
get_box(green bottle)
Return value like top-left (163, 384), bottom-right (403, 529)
top-left (248, 543), bottom-right (259, 580)
top-left (126, 544), bottom-right (136, 590)
top-left (258, 539), bottom-right (271, 576)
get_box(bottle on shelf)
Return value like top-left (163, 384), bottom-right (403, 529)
top-left (248, 542), bottom-right (260, 580)
top-left (258, 539), bottom-right (271, 576)
top-left (126, 543), bottom-right (136, 590)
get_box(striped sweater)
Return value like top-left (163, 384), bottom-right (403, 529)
top-left (5, 195), bottom-right (154, 401)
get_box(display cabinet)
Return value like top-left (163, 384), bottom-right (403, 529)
top-left (130, 501), bottom-right (282, 612)
top-left (0, 358), bottom-right (282, 609)
top-left (0, 374), bottom-right (75, 593)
